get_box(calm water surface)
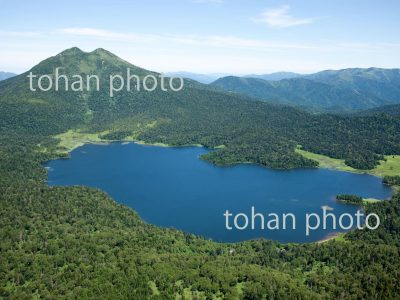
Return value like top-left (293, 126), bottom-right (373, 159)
top-left (46, 142), bottom-right (392, 243)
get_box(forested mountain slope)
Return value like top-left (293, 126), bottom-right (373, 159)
top-left (1, 48), bottom-right (400, 298)
top-left (1, 47), bottom-right (400, 170)
top-left (306, 68), bottom-right (400, 103)
top-left (355, 104), bottom-right (400, 116)
top-left (211, 68), bottom-right (400, 112)
top-left (211, 76), bottom-right (378, 111)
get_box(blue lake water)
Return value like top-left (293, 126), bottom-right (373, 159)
top-left (46, 142), bottom-right (392, 243)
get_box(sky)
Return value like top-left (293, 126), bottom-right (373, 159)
top-left (1, 0), bottom-right (399, 74)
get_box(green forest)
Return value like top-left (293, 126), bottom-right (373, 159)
top-left (336, 194), bottom-right (364, 205)
top-left (1, 48), bottom-right (400, 299)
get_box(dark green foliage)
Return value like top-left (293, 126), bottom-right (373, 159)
top-left (100, 130), bottom-right (132, 140)
top-left (1, 135), bottom-right (400, 298)
top-left (1, 48), bottom-right (400, 298)
top-left (1, 48), bottom-right (400, 170)
top-left (336, 194), bottom-right (363, 205)
top-left (355, 104), bottom-right (400, 116)
top-left (383, 175), bottom-right (400, 186)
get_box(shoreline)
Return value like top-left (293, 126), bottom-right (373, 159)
top-left (295, 147), bottom-right (400, 179)
top-left (317, 232), bottom-right (345, 244)
top-left (47, 130), bottom-right (395, 246)
top-left (54, 131), bottom-right (399, 181)
top-left (53, 129), bottom-right (225, 155)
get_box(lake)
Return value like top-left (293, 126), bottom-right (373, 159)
top-left (46, 142), bottom-right (392, 243)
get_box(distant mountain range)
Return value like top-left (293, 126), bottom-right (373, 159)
top-left (0, 71), bottom-right (16, 81)
top-left (164, 72), bottom-right (227, 84)
top-left (244, 72), bottom-right (302, 81)
top-left (165, 71), bottom-right (302, 84)
top-left (211, 68), bottom-right (400, 112)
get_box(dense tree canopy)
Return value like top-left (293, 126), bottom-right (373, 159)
top-left (1, 48), bottom-right (400, 299)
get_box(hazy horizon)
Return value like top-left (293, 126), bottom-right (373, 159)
top-left (1, 0), bottom-right (400, 74)
top-left (1, 46), bottom-right (399, 77)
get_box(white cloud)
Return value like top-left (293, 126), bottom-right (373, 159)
top-left (1, 28), bottom-right (399, 73)
top-left (59, 27), bottom-right (400, 55)
top-left (254, 5), bottom-right (318, 28)
top-left (60, 28), bottom-right (157, 42)
top-left (60, 27), bottom-right (316, 50)
top-left (4, 27), bottom-right (400, 52)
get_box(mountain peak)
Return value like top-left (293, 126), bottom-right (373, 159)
top-left (27, 47), bottom-right (157, 79)
top-left (57, 47), bottom-right (84, 56)
top-left (90, 48), bottom-right (120, 60)
top-left (92, 48), bottom-right (112, 55)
